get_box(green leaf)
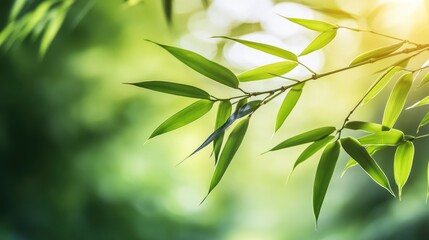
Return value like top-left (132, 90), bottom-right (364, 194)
top-left (358, 130), bottom-right (404, 146)
top-left (9, 0), bottom-right (26, 20)
top-left (275, 83), bottom-right (304, 131)
top-left (418, 72), bottom-right (429, 87)
top-left (362, 66), bottom-right (403, 105)
top-left (406, 96), bottom-right (429, 109)
top-left (147, 40), bottom-right (239, 88)
top-left (299, 29), bottom-right (337, 56)
top-left (150, 100), bottom-right (213, 139)
top-left (349, 42), bottom-right (404, 66)
top-left (128, 81), bottom-right (210, 99)
top-left (284, 17), bottom-right (336, 32)
top-left (162, 0), bottom-right (173, 23)
top-left (313, 141), bottom-right (340, 223)
top-left (213, 101), bottom-right (232, 163)
top-left (293, 135), bottom-right (334, 171)
top-left (215, 36), bottom-right (297, 61)
top-left (206, 118), bottom-right (249, 197)
top-left (269, 127), bottom-right (336, 151)
top-left (310, 7), bottom-right (357, 19)
top-left (394, 141), bottom-right (414, 199)
top-left (340, 137), bottom-right (394, 195)
top-left (238, 61), bottom-right (298, 82)
top-left (235, 98), bottom-right (247, 111)
top-left (382, 73), bottom-right (413, 129)
top-left (418, 112), bottom-right (429, 133)
top-left (344, 121), bottom-right (385, 133)
top-left (341, 145), bottom-right (387, 177)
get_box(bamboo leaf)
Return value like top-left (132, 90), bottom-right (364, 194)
top-left (313, 141), bottom-right (340, 223)
top-left (9, 0), bottom-right (26, 20)
top-left (406, 96), bottom-right (429, 109)
top-left (293, 135), bottom-right (334, 171)
top-left (149, 100), bottom-right (213, 139)
top-left (358, 130), bottom-right (404, 146)
top-left (363, 66), bottom-right (403, 105)
top-left (344, 121), bottom-right (385, 133)
top-left (310, 7), bottom-right (357, 19)
top-left (128, 81), bottom-right (210, 99)
top-left (382, 73), bottom-right (413, 129)
top-left (146, 40), bottom-right (239, 88)
top-left (213, 101), bottom-right (232, 163)
top-left (215, 36), bottom-right (297, 61)
top-left (341, 145), bottom-right (387, 177)
top-left (206, 118), bottom-right (249, 197)
top-left (275, 83), bottom-right (304, 131)
top-left (283, 17), bottom-right (336, 32)
top-left (418, 72), bottom-right (429, 87)
top-left (418, 112), bottom-right (429, 133)
top-left (300, 29), bottom-right (337, 56)
top-left (394, 141), bottom-right (414, 199)
top-left (162, 0), bottom-right (173, 23)
top-left (349, 42), bottom-right (404, 66)
top-left (235, 98), bottom-right (247, 111)
top-left (340, 137), bottom-right (394, 195)
top-left (238, 61), bottom-right (298, 82)
top-left (269, 127), bottom-right (336, 151)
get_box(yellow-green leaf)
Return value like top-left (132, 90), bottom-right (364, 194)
top-left (340, 137), bottom-right (394, 195)
top-left (344, 121), bottom-right (385, 133)
top-left (418, 72), bottom-right (429, 87)
top-left (128, 81), bottom-right (210, 99)
top-left (9, 0), bottom-right (26, 21)
top-left (349, 42), bottom-right (404, 66)
top-left (362, 66), bottom-right (403, 105)
top-left (270, 127), bottom-right (336, 151)
top-left (275, 83), bottom-right (304, 131)
top-left (418, 112), bottom-right (429, 133)
top-left (147, 40), bottom-right (239, 88)
top-left (238, 61), bottom-right (298, 82)
top-left (213, 101), bottom-right (232, 163)
top-left (358, 130), bottom-right (404, 146)
top-left (407, 96), bottom-right (429, 109)
top-left (284, 17), bottom-right (336, 32)
top-left (293, 135), bottom-right (334, 171)
top-left (394, 141), bottom-right (414, 199)
top-left (313, 141), bottom-right (340, 223)
top-left (299, 29), bottom-right (337, 56)
top-left (150, 100), bottom-right (213, 139)
top-left (382, 73), bottom-right (413, 129)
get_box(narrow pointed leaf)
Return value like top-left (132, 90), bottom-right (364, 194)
top-left (394, 141), bottom-right (414, 199)
top-left (345, 121), bottom-right (384, 133)
top-left (358, 130), bottom-right (404, 146)
top-left (341, 145), bottom-right (387, 176)
top-left (150, 100), bottom-right (213, 139)
top-left (207, 118), bottom-right (249, 196)
top-left (293, 135), bottom-right (334, 170)
top-left (216, 36), bottom-right (297, 61)
top-left (9, 0), bottom-right (26, 20)
top-left (300, 29), bottom-right (337, 56)
top-left (418, 72), bottom-right (429, 87)
top-left (418, 112), bottom-right (429, 132)
top-left (213, 101), bottom-right (232, 163)
top-left (238, 61), bottom-right (298, 82)
top-left (275, 83), bottom-right (304, 131)
top-left (313, 141), bottom-right (340, 223)
top-left (407, 96), bottom-right (429, 109)
top-left (270, 127), bottom-right (336, 151)
top-left (162, 0), bottom-right (173, 23)
top-left (349, 42), bottom-right (404, 66)
top-left (363, 66), bottom-right (403, 105)
top-left (147, 40), bottom-right (239, 88)
top-left (382, 73), bottom-right (413, 129)
top-left (341, 137), bottom-right (394, 195)
top-left (128, 81), bottom-right (210, 99)
top-left (284, 17), bottom-right (336, 32)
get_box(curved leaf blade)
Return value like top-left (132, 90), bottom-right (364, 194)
top-left (363, 66), bottom-right (403, 105)
top-left (284, 17), bottom-right (336, 32)
top-left (275, 83), bottom-right (304, 131)
top-left (407, 96), bottom-right (429, 109)
top-left (128, 81), bottom-right (210, 99)
top-left (349, 42), bottom-right (404, 66)
top-left (340, 137), bottom-right (394, 195)
top-left (394, 141), bottom-right (414, 199)
top-left (215, 36), bottom-right (297, 61)
top-left (341, 145), bottom-right (387, 177)
top-left (150, 100), bottom-right (213, 139)
top-left (418, 112), bottom-right (429, 132)
top-left (213, 101), bottom-right (232, 163)
top-left (344, 121), bottom-right (385, 133)
top-left (358, 130), bottom-right (404, 146)
top-left (238, 61), bottom-right (298, 82)
top-left (147, 40), bottom-right (239, 88)
top-left (300, 29), bottom-right (337, 56)
top-left (418, 72), bottom-right (429, 87)
top-left (270, 127), bottom-right (336, 151)
top-left (293, 135), bottom-right (334, 171)
top-left (382, 73), bottom-right (413, 129)
top-left (313, 141), bottom-right (340, 223)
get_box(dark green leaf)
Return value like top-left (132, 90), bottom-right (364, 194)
top-left (340, 137), bottom-right (394, 195)
top-left (394, 141), bottom-right (414, 199)
top-left (147, 40), bottom-right (239, 88)
top-left (363, 66), bottom-right (403, 105)
top-left (382, 73), bottom-right (413, 129)
top-left (358, 130), bottom-right (404, 146)
top-left (313, 141), bottom-right (340, 223)
top-left (213, 101), bottom-right (232, 163)
top-left (269, 127), bottom-right (336, 151)
top-left (150, 100), bottom-right (213, 139)
top-left (418, 112), bottom-right (429, 133)
top-left (238, 61), bottom-right (298, 82)
top-left (128, 81), bottom-right (210, 99)
top-left (344, 121), bottom-right (385, 133)
top-left (349, 42), bottom-right (404, 66)
top-left (162, 0), bottom-right (173, 23)
top-left (300, 29), bottom-right (337, 56)
top-left (235, 98), bottom-right (248, 111)
top-left (293, 135), bottom-right (334, 170)
top-left (341, 145), bottom-right (387, 177)
top-left (284, 17), bottom-right (336, 32)
top-left (215, 36), bottom-right (297, 61)
top-left (406, 96), bottom-right (429, 109)
top-left (275, 83), bottom-right (304, 131)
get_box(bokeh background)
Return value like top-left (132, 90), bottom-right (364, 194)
top-left (1, 0), bottom-right (429, 239)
